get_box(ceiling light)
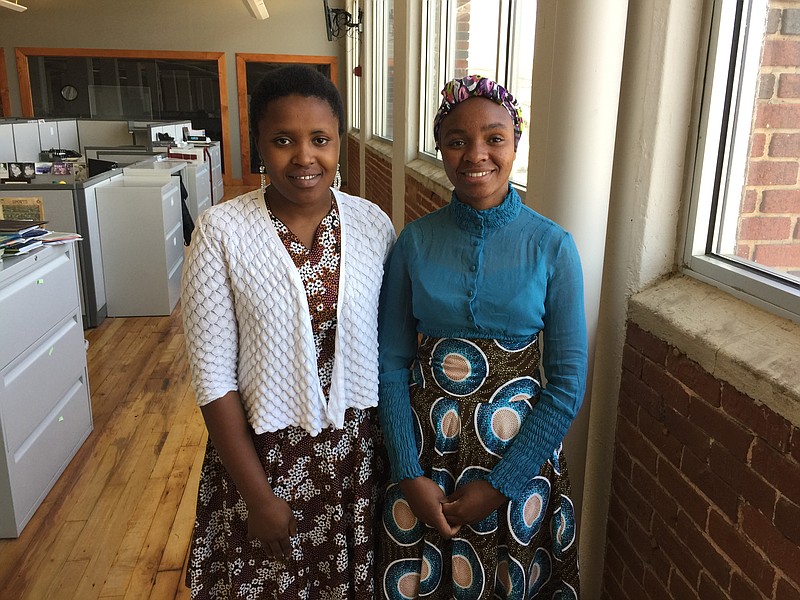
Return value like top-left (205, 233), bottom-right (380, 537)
top-left (244, 0), bottom-right (268, 20)
top-left (0, 0), bottom-right (27, 12)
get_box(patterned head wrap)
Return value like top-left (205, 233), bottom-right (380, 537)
top-left (433, 75), bottom-right (524, 150)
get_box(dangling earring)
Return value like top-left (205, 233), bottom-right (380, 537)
top-left (333, 164), bottom-right (342, 190)
top-left (259, 163), bottom-right (266, 191)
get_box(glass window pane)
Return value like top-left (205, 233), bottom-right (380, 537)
top-left (508, 0), bottom-right (536, 186)
top-left (451, 0), bottom-right (502, 80)
top-left (716, 0), bottom-right (800, 284)
top-left (420, 0), bottom-right (445, 155)
top-left (373, 0), bottom-right (395, 140)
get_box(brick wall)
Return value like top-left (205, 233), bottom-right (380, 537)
top-left (346, 134), bottom-right (360, 197)
top-left (602, 322), bottom-right (800, 600)
top-left (364, 145), bottom-right (392, 216)
top-left (739, 3), bottom-right (800, 275)
top-left (404, 174), bottom-right (447, 224)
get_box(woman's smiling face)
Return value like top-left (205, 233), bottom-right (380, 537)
top-left (437, 97), bottom-right (517, 211)
top-left (255, 94), bottom-right (341, 210)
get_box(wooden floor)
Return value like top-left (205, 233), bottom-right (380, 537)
top-left (0, 185), bottom-right (256, 600)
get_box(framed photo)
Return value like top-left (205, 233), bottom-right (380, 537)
top-left (51, 162), bottom-right (72, 176)
top-left (0, 197), bottom-right (45, 221)
top-left (2, 162), bottom-right (35, 182)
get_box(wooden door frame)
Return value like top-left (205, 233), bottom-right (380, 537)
top-left (236, 53), bottom-right (338, 187)
top-left (15, 47), bottom-right (233, 185)
top-left (0, 49), bottom-right (10, 116)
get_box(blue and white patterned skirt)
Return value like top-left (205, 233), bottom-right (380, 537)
top-left (379, 335), bottom-right (580, 600)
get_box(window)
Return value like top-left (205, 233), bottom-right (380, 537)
top-left (685, 0), bottom-right (800, 319)
top-left (372, 0), bottom-right (394, 140)
top-left (419, 0), bottom-right (536, 186)
top-left (347, 0), bottom-right (362, 131)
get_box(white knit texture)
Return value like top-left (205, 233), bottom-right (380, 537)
top-left (181, 188), bottom-right (395, 435)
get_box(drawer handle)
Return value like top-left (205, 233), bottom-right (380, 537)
top-left (171, 197), bottom-right (174, 206)
top-left (37, 278), bottom-right (44, 284)
top-left (49, 347), bottom-right (54, 356)
top-left (58, 416), bottom-right (64, 422)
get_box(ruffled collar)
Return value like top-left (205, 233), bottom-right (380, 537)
top-left (449, 186), bottom-right (522, 234)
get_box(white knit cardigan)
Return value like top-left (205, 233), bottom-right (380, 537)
top-left (181, 188), bottom-right (395, 435)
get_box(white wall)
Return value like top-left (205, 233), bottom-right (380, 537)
top-left (0, 0), bottom-right (347, 180)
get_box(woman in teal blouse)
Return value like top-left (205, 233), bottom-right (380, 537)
top-left (378, 75), bottom-right (587, 599)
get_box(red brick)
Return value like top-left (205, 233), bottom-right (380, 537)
top-left (637, 360), bottom-right (674, 417)
top-left (777, 578), bottom-right (800, 600)
top-left (602, 574), bottom-right (627, 600)
top-left (642, 359), bottom-right (691, 415)
top-left (721, 383), bottom-right (792, 451)
top-left (617, 388), bottom-right (640, 428)
top-left (604, 543), bottom-right (625, 584)
top-left (730, 572), bottom-right (764, 600)
top-left (778, 73), bottom-right (800, 98)
top-left (632, 461), bottom-right (678, 525)
top-left (622, 343), bottom-right (644, 376)
top-left (675, 509), bottom-right (734, 589)
top-left (607, 511), bottom-right (645, 583)
top-left (742, 503), bottom-right (800, 586)
top-left (627, 322), bottom-right (669, 364)
top-left (736, 244), bottom-right (752, 259)
top-left (791, 427), bottom-right (800, 463)
top-left (652, 514), bottom-right (704, 587)
top-left (698, 571), bottom-right (732, 600)
top-left (751, 133), bottom-right (767, 157)
top-left (746, 160), bottom-right (799, 186)
top-left (689, 395), bottom-right (754, 460)
top-left (639, 405), bottom-right (683, 467)
top-left (755, 103), bottom-right (800, 129)
top-left (751, 438), bottom-right (800, 506)
top-left (762, 189), bottom-right (800, 215)
top-left (657, 457), bottom-right (710, 527)
top-left (739, 216), bottom-right (793, 240)
top-left (681, 447), bottom-right (740, 521)
top-left (763, 40), bottom-right (800, 66)
top-left (627, 510), bottom-right (657, 564)
top-left (643, 567), bottom-right (672, 600)
top-left (621, 569), bottom-right (647, 599)
top-left (669, 571), bottom-right (699, 600)
top-left (708, 441), bottom-right (777, 518)
top-left (708, 510), bottom-right (777, 595)
top-left (664, 403), bottom-right (712, 460)
top-left (769, 133), bottom-right (800, 157)
top-left (620, 371), bottom-right (663, 424)
top-left (617, 414), bottom-right (658, 473)
top-left (775, 496), bottom-right (800, 547)
top-left (666, 352), bottom-right (721, 406)
top-left (614, 442), bottom-right (634, 479)
top-left (612, 463), bottom-right (655, 529)
top-left (753, 243), bottom-right (800, 267)
top-left (741, 189), bottom-right (758, 213)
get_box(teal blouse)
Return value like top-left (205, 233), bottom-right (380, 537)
top-left (378, 186), bottom-right (588, 500)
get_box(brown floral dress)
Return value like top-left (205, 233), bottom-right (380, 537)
top-left (186, 198), bottom-right (383, 599)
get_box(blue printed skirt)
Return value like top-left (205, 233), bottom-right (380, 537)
top-left (379, 335), bottom-right (580, 600)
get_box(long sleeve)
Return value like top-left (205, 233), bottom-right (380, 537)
top-left (181, 213), bottom-right (240, 406)
top-left (378, 234), bottom-right (425, 482)
top-left (487, 233), bottom-right (588, 500)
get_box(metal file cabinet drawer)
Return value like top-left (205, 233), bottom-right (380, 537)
top-left (0, 312), bottom-right (86, 454)
top-left (0, 251), bottom-right (79, 368)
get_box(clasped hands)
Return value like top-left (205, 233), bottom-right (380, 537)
top-left (399, 476), bottom-right (507, 540)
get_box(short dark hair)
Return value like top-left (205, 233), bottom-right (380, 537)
top-left (249, 65), bottom-right (345, 141)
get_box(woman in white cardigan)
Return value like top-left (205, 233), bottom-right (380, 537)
top-left (181, 65), bottom-right (395, 599)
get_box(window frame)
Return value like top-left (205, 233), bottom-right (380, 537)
top-left (417, 0), bottom-right (533, 189)
top-left (682, 0), bottom-right (800, 321)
